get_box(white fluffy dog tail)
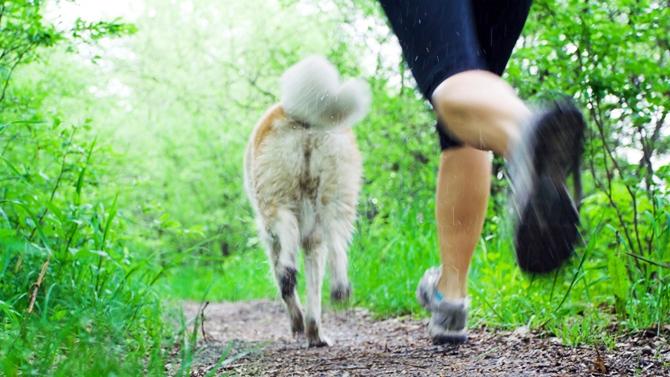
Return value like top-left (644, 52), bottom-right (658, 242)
top-left (280, 56), bottom-right (371, 129)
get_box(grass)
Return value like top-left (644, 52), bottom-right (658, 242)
top-left (166, 252), bottom-right (273, 301)
top-left (0, 114), bottom-right (175, 375)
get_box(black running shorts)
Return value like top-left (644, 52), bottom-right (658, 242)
top-left (379, 0), bottom-right (532, 150)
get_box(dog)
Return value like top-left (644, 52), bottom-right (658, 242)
top-left (243, 56), bottom-right (370, 347)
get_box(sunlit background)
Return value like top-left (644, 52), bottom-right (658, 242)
top-left (25, 0), bottom-right (670, 328)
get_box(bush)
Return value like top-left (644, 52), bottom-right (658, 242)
top-left (0, 2), bottom-right (167, 374)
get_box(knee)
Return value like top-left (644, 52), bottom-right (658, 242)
top-left (432, 82), bottom-right (467, 125)
top-left (431, 70), bottom-right (501, 124)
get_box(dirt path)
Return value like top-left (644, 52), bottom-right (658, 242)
top-left (179, 300), bottom-right (668, 376)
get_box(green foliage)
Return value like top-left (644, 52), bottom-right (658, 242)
top-left (0, 2), bottom-right (169, 375)
top-left (0, 95), bottom-right (168, 375)
top-left (0, 0), bottom-right (135, 106)
top-left (0, 0), bottom-right (61, 104)
top-left (1, 0), bottom-right (668, 374)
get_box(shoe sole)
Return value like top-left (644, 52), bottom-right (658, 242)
top-left (514, 99), bottom-right (586, 273)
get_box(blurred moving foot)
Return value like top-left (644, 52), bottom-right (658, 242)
top-left (509, 98), bottom-right (586, 273)
top-left (416, 267), bottom-right (468, 345)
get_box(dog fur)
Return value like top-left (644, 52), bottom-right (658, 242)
top-left (243, 56), bottom-right (370, 347)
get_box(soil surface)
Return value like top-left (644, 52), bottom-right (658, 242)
top-left (178, 300), bottom-right (669, 376)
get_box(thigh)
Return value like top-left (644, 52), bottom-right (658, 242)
top-left (472, 0), bottom-right (532, 75)
top-left (379, 0), bottom-right (487, 99)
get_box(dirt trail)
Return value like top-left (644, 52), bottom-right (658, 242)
top-left (179, 300), bottom-right (668, 376)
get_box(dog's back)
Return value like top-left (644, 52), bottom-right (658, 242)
top-left (245, 107), bottom-right (361, 235)
top-left (243, 56), bottom-right (369, 347)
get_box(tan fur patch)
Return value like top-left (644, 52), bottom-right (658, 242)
top-left (252, 104), bottom-right (285, 157)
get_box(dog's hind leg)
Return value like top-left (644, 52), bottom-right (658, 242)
top-left (302, 231), bottom-right (330, 347)
top-left (265, 209), bottom-right (304, 336)
top-left (327, 234), bottom-right (352, 303)
top-left (322, 213), bottom-right (354, 303)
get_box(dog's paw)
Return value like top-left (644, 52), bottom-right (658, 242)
top-left (305, 318), bottom-right (330, 347)
top-left (330, 283), bottom-right (352, 303)
top-left (307, 336), bottom-right (331, 348)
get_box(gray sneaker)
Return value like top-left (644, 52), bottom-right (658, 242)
top-left (416, 267), bottom-right (469, 345)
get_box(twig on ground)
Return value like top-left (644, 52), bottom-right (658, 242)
top-left (27, 256), bottom-right (50, 313)
top-left (200, 301), bottom-right (211, 342)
